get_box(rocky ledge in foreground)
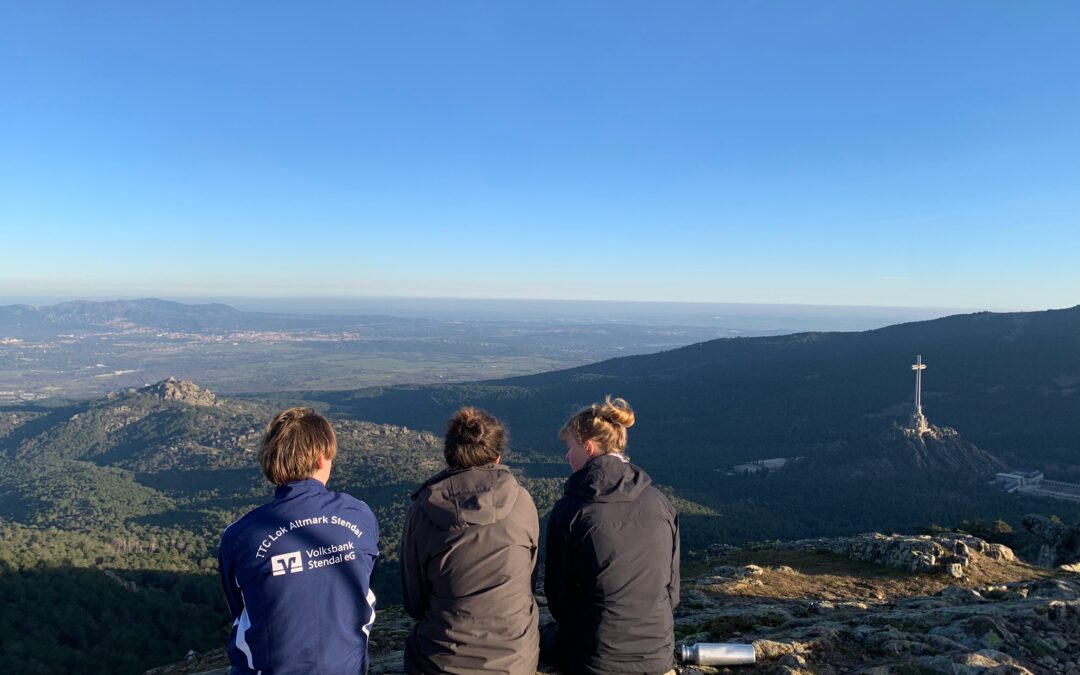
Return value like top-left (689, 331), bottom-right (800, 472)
top-left (679, 532), bottom-right (1077, 674)
top-left (149, 532), bottom-right (1080, 675)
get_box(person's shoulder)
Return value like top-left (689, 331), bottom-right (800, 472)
top-left (644, 483), bottom-right (678, 516)
top-left (514, 478), bottom-right (536, 503)
top-left (327, 489), bottom-right (379, 524)
top-left (403, 494), bottom-right (424, 524)
top-left (320, 489), bottom-right (381, 554)
top-left (326, 487), bottom-right (370, 508)
top-left (219, 502), bottom-right (270, 548)
top-left (549, 491), bottom-right (585, 520)
top-left (511, 479), bottom-right (539, 515)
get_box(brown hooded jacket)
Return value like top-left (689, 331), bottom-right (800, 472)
top-left (401, 463), bottom-right (540, 674)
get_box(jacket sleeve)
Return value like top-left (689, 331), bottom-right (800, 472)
top-left (544, 499), bottom-right (574, 625)
top-left (668, 511), bottom-right (681, 612)
top-left (218, 533), bottom-right (244, 620)
top-left (400, 502), bottom-right (429, 621)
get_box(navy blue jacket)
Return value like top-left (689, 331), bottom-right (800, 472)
top-left (219, 479), bottom-right (380, 675)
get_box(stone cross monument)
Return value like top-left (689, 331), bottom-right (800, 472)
top-left (910, 354), bottom-right (930, 434)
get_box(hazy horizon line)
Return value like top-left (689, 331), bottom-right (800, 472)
top-left (0, 292), bottom-right (1012, 314)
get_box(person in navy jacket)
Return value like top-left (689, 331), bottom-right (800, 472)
top-left (219, 407), bottom-right (379, 675)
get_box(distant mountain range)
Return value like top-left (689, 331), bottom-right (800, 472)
top-left (0, 298), bottom-right (409, 336)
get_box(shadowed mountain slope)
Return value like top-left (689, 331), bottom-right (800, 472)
top-left (311, 305), bottom-right (1080, 480)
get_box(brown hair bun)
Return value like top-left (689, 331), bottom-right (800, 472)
top-left (451, 407), bottom-right (486, 440)
top-left (444, 407), bottom-right (507, 468)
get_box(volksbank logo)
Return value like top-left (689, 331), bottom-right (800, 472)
top-left (270, 551), bottom-right (303, 576)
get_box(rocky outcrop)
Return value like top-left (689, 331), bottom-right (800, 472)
top-left (891, 422), bottom-right (1006, 473)
top-left (1023, 514), bottom-right (1080, 568)
top-left (760, 532), bottom-right (1015, 579)
top-left (794, 423), bottom-right (1005, 480)
top-left (677, 536), bottom-right (1080, 674)
top-left (135, 378), bottom-right (217, 407)
top-left (676, 574), bottom-right (1080, 674)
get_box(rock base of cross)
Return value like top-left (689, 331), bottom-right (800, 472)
top-left (910, 410), bottom-right (930, 435)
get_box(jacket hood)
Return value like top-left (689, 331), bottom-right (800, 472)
top-left (412, 463), bottom-right (522, 531)
top-left (564, 453), bottom-right (652, 503)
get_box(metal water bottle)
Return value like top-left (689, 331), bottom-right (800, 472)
top-left (679, 642), bottom-right (757, 666)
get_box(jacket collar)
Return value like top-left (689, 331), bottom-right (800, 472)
top-left (274, 478), bottom-right (328, 500)
top-left (565, 453), bottom-right (650, 503)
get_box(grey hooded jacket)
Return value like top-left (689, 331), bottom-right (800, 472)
top-left (401, 463), bottom-right (540, 675)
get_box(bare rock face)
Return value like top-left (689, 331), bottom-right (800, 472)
top-left (797, 423), bottom-right (1005, 480)
top-left (763, 532), bottom-right (1012, 579)
top-left (136, 377), bottom-right (217, 407)
top-left (889, 422), bottom-right (1006, 474)
top-left (1022, 514), bottom-right (1080, 569)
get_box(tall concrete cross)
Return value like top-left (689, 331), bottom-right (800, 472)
top-left (910, 355), bottom-right (929, 433)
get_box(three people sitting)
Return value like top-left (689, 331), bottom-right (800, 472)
top-left (220, 396), bottom-right (679, 675)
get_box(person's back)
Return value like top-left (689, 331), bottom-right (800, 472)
top-left (546, 454), bottom-right (677, 674)
top-left (219, 408), bottom-right (379, 675)
top-left (401, 407), bottom-right (540, 675)
top-left (543, 397), bottom-right (680, 675)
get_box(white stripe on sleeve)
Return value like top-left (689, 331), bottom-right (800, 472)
top-left (361, 588), bottom-right (377, 637)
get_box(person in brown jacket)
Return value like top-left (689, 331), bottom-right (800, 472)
top-left (401, 407), bottom-right (540, 675)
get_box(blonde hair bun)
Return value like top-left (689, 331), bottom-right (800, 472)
top-left (559, 395), bottom-right (635, 455)
top-left (597, 396), bottom-right (635, 428)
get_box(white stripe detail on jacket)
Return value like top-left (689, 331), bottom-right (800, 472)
top-left (361, 588), bottom-right (377, 637)
top-left (235, 588), bottom-right (257, 672)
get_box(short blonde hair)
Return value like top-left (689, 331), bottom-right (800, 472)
top-left (259, 407), bottom-right (337, 486)
top-left (559, 396), bottom-right (635, 455)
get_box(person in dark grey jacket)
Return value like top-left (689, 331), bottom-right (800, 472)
top-left (401, 407), bottom-right (540, 675)
top-left (543, 396), bottom-right (680, 675)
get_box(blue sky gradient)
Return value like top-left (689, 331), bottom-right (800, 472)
top-left (1, 2), bottom-right (1077, 308)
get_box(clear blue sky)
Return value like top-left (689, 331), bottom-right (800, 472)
top-left (1, 2), bottom-right (1077, 309)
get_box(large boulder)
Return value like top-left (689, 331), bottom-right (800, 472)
top-left (1022, 514), bottom-right (1080, 567)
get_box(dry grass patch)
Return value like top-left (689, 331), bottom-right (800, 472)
top-left (701, 549), bottom-right (1051, 602)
